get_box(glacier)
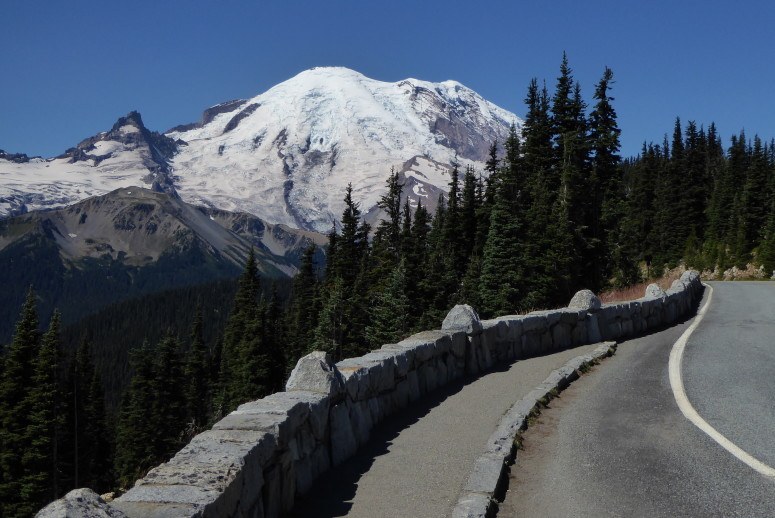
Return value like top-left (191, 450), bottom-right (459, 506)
top-left (0, 67), bottom-right (522, 231)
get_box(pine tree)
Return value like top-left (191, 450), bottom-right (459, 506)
top-left (83, 368), bottom-right (112, 492)
top-left (443, 164), bottom-right (465, 276)
top-left (114, 342), bottom-right (156, 487)
top-left (405, 200), bottom-right (431, 327)
top-left (459, 254), bottom-right (483, 310)
top-left (479, 129), bottom-right (527, 316)
top-left (758, 202), bottom-right (775, 274)
top-left (742, 136), bottom-right (770, 250)
top-left (550, 59), bottom-right (591, 293)
top-left (342, 257), bottom-right (372, 358)
top-left (666, 117), bottom-right (690, 261)
top-left (313, 277), bottom-right (345, 359)
top-left (373, 169), bottom-right (404, 260)
top-left (184, 307), bottom-right (210, 430)
top-left (262, 285), bottom-right (287, 392)
top-left (320, 185), bottom-right (372, 358)
top-left (476, 142), bottom-right (499, 257)
top-left (551, 53), bottom-right (577, 177)
top-left (286, 244), bottom-right (319, 366)
top-left (19, 311), bottom-right (64, 514)
top-left (589, 66), bottom-right (624, 289)
top-left (330, 184), bottom-right (370, 285)
top-left (521, 78), bottom-right (560, 305)
top-left (114, 334), bottom-right (184, 489)
top-left (370, 171), bottom-right (405, 293)
top-left (68, 339), bottom-right (112, 492)
top-left (551, 145), bottom-right (583, 302)
top-left (0, 288), bottom-right (41, 517)
top-left (523, 79), bottom-right (554, 178)
top-left (236, 308), bottom-right (270, 403)
top-left (419, 196), bottom-right (459, 326)
top-left (683, 121), bottom-right (710, 240)
top-left (401, 198), bottom-right (413, 251)
top-left (218, 249), bottom-right (261, 414)
top-left (366, 261), bottom-right (411, 347)
top-left (460, 165), bottom-right (479, 265)
top-left (479, 184), bottom-right (523, 317)
top-left (649, 121), bottom-right (686, 267)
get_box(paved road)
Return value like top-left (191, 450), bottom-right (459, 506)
top-left (501, 282), bottom-right (775, 517)
top-left (290, 342), bottom-right (604, 518)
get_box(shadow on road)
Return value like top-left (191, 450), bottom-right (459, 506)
top-left (286, 363), bottom-right (511, 517)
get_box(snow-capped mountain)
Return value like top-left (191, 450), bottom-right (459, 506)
top-left (0, 111), bottom-right (179, 218)
top-left (0, 67), bottom-right (521, 231)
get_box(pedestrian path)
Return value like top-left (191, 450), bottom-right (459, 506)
top-left (290, 341), bottom-right (603, 518)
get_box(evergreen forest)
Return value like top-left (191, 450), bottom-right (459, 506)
top-left (3, 55), bottom-right (775, 515)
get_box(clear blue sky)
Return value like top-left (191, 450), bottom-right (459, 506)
top-left (2, 0), bottom-right (773, 158)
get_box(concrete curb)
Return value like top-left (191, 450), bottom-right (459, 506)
top-left (451, 341), bottom-right (618, 518)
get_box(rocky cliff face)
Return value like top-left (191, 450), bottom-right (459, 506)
top-left (0, 187), bottom-right (324, 274)
top-left (1, 67), bottom-right (521, 230)
top-left (60, 111), bottom-right (180, 193)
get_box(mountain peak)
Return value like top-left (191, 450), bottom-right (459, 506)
top-left (168, 66), bottom-right (521, 231)
top-left (304, 65), bottom-right (364, 76)
top-left (110, 110), bottom-right (145, 133)
top-left (1, 67), bottom-right (522, 232)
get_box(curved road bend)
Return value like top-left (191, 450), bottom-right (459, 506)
top-left (289, 342), bottom-right (605, 518)
top-left (502, 282), bottom-right (775, 517)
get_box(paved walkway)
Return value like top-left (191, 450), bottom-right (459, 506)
top-left (290, 341), bottom-right (603, 518)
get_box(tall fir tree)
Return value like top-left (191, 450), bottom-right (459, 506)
top-left (479, 126), bottom-right (527, 316)
top-left (589, 66), bottom-right (630, 287)
top-left (114, 341), bottom-right (156, 487)
top-left (443, 164), bottom-right (466, 277)
top-left (405, 200), bottom-right (431, 327)
top-left (365, 260), bottom-right (411, 348)
top-left (551, 59), bottom-right (591, 294)
top-left (19, 311), bottom-right (64, 515)
top-left (262, 285), bottom-right (287, 392)
top-left (460, 165), bottom-right (479, 266)
top-left (313, 277), bottom-right (345, 359)
top-left (69, 339), bottom-right (112, 492)
top-left (475, 141), bottom-right (499, 257)
top-left (184, 307), bottom-right (211, 431)
top-left (0, 288), bottom-right (41, 517)
top-left (218, 249), bottom-right (261, 414)
top-left (370, 170), bottom-right (405, 292)
top-left (418, 196), bottom-right (458, 327)
top-left (757, 202), bottom-right (775, 273)
top-left (286, 244), bottom-right (319, 365)
top-left (742, 136), bottom-right (770, 250)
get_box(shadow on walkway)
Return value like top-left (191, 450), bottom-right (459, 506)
top-left (286, 363), bottom-right (510, 517)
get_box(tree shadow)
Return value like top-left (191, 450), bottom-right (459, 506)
top-left (285, 363), bottom-right (512, 517)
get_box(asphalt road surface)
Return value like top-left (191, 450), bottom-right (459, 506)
top-left (289, 341), bottom-right (604, 518)
top-left (501, 282), bottom-right (775, 517)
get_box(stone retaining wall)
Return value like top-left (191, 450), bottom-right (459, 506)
top-left (38, 271), bottom-right (703, 518)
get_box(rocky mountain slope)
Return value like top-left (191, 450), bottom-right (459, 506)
top-left (0, 67), bottom-right (521, 231)
top-left (0, 188), bottom-right (325, 342)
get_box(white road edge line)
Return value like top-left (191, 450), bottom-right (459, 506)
top-left (668, 282), bottom-right (775, 478)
